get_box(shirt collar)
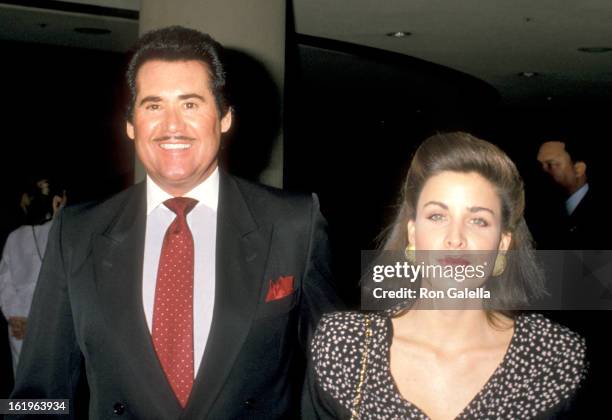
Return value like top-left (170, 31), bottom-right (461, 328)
top-left (566, 182), bottom-right (589, 216)
top-left (146, 167), bottom-right (219, 215)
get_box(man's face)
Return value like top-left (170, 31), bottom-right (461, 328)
top-left (127, 59), bottom-right (232, 196)
top-left (36, 179), bottom-right (50, 195)
top-left (536, 141), bottom-right (577, 191)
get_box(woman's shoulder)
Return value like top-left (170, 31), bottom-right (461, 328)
top-left (311, 311), bottom-right (387, 407)
top-left (315, 310), bottom-right (386, 334)
top-left (514, 313), bottom-right (587, 399)
top-left (517, 312), bottom-right (586, 360)
top-left (312, 311), bottom-right (388, 354)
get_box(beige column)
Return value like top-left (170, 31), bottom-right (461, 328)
top-left (135, 0), bottom-right (285, 187)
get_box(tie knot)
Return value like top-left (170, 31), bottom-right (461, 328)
top-left (164, 197), bottom-right (198, 218)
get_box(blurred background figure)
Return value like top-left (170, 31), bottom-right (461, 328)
top-left (0, 178), bottom-right (66, 375)
top-left (535, 138), bottom-right (606, 250)
top-left (534, 136), bottom-right (611, 417)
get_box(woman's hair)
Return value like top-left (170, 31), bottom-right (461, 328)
top-left (379, 131), bottom-right (546, 319)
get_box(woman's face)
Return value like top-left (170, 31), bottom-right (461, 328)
top-left (407, 171), bottom-right (511, 253)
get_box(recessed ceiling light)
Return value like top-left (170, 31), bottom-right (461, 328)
top-left (518, 72), bottom-right (539, 78)
top-left (577, 47), bottom-right (612, 53)
top-left (74, 27), bottom-right (111, 35)
top-left (386, 31), bottom-right (411, 38)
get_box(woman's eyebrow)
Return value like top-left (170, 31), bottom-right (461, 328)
top-left (468, 206), bottom-right (495, 215)
top-left (423, 201), bottom-right (495, 216)
top-left (423, 201), bottom-right (447, 210)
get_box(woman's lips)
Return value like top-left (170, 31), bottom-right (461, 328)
top-left (438, 257), bottom-right (471, 266)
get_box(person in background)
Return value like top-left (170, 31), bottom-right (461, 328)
top-left (305, 132), bottom-right (586, 419)
top-left (535, 138), bottom-right (606, 250)
top-left (0, 178), bottom-right (66, 374)
top-left (535, 137), bottom-right (612, 417)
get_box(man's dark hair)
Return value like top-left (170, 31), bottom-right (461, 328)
top-left (539, 127), bottom-right (590, 165)
top-left (562, 136), bottom-right (590, 166)
top-left (126, 25), bottom-right (230, 121)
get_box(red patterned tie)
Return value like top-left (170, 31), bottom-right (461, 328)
top-left (152, 197), bottom-right (198, 408)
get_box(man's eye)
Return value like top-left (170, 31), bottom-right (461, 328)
top-left (184, 102), bottom-right (198, 110)
top-left (146, 104), bottom-right (160, 111)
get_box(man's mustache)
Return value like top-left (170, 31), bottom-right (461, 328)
top-left (153, 135), bottom-right (196, 142)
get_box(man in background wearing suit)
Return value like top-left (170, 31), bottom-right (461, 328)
top-left (535, 137), bottom-right (612, 417)
top-left (11, 26), bottom-right (339, 419)
top-left (536, 139), bottom-right (604, 249)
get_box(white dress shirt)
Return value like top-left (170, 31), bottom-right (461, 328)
top-left (0, 220), bottom-right (53, 374)
top-left (566, 183), bottom-right (589, 216)
top-left (143, 169), bottom-right (218, 377)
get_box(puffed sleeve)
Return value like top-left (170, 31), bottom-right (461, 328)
top-left (0, 235), bottom-right (17, 319)
top-left (302, 312), bottom-right (369, 419)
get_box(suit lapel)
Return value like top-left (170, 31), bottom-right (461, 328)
top-left (92, 183), bottom-right (182, 418)
top-left (183, 172), bottom-right (271, 418)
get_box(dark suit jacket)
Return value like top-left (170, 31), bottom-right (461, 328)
top-left (565, 187), bottom-right (608, 250)
top-left (530, 186), bottom-right (608, 251)
top-left (9, 172), bottom-right (340, 419)
top-left (530, 186), bottom-right (612, 418)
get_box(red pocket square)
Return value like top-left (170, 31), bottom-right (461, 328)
top-left (265, 275), bottom-right (295, 302)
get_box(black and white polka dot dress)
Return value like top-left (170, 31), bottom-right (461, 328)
top-left (309, 312), bottom-right (586, 419)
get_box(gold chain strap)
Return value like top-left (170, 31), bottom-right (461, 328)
top-left (350, 314), bottom-right (373, 420)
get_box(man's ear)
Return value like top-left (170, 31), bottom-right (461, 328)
top-left (221, 107), bottom-right (233, 133)
top-left (407, 219), bottom-right (416, 247)
top-left (126, 121), bottom-right (135, 140)
top-left (499, 232), bottom-right (512, 252)
top-left (574, 161), bottom-right (587, 177)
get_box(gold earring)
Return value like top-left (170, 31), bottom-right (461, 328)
top-left (404, 244), bottom-right (416, 264)
top-left (492, 254), bottom-right (506, 276)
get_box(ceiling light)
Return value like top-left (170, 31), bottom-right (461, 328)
top-left (386, 31), bottom-right (411, 38)
top-left (74, 27), bottom-right (111, 35)
top-left (577, 47), bottom-right (612, 53)
top-left (518, 72), bottom-right (539, 78)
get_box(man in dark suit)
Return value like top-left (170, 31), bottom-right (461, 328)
top-left (535, 138), bottom-right (612, 418)
top-left (10, 26), bottom-right (339, 419)
top-left (536, 139), bottom-right (605, 250)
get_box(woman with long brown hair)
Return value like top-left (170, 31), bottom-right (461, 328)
top-left (306, 132), bottom-right (586, 419)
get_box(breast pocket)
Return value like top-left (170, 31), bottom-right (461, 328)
top-left (254, 288), bottom-right (298, 319)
